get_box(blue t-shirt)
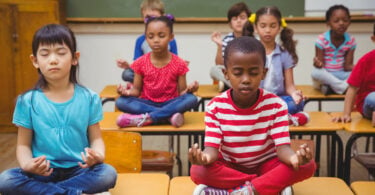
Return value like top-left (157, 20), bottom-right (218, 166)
top-left (133, 34), bottom-right (178, 60)
top-left (12, 84), bottom-right (103, 168)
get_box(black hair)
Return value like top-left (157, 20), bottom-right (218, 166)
top-left (373, 22), bottom-right (375, 36)
top-left (227, 2), bottom-right (251, 22)
top-left (145, 15), bottom-right (174, 33)
top-left (242, 21), bottom-right (254, 37)
top-left (31, 24), bottom-right (79, 90)
top-left (224, 36), bottom-right (266, 68)
top-left (326, 4), bottom-right (351, 22)
top-left (255, 6), bottom-right (298, 64)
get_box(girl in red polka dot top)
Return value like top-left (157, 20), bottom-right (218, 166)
top-left (115, 16), bottom-right (199, 128)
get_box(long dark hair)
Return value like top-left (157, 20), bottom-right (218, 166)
top-left (255, 6), bottom-right (298, 64)
top-left (31, 24), bottom-right (79, 90)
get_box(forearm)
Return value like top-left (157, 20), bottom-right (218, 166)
top-left (343, 86), bottom-right (358, 116)
top-left (90, 138), bottom-right (105, 161)
top-left (17, 145), bottom-right (33, 169)
top-left (276, 144), bottom-right (295, 165)
top-left (214, 46), bottom-right (224, 65)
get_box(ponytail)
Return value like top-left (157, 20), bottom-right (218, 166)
top-left (280, 27), bottom-right (298, 64)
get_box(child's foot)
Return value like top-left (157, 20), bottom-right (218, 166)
top-left (218, 81), bottom-right (225, 92)
top-left (289, 112), bottom-right (310, 126)
top-left (116, 113), bottom-right (152, 127)
top-left (372, 111), bottom-right (375, 127)
top-left (193, 181), bottom-right (254, 195)
top-left (280, 186), bottom-right (293, 195)
top-left (320, 84), bottom-right (333, 95)
top-left (169, 113), bottom-right (184, 127)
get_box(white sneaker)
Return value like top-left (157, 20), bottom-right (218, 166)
top-left (218, 81), bottom-right (225, 92)
top-left (280, 186), bottom-right (293, 195)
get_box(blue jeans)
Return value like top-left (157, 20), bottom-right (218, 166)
top-left (362, 92), bottom-right (375, 119)
top-left (122, 68), bottom-right (135, 82)
top-left (280, 95), bottom-right (305, 114)
top-left (116, 93), bottom-right (198, 123)
top-left (0, 163), bottom-right (117, 195)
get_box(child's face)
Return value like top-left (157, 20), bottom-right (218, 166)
top-left (255, 14), bottom-right (280, 44)
top-left (142, 9), bottom-right (162, 23)
top-left (229, 11), bottom-right (249, 34)
top-left (327, 9), bottom-right (350, 36)
top-left (145, 21), bottom-right (174, 54)
top-left (224, 51), bottom-right (266, 108)
top-left (30, 43), bottom-right (78, 82)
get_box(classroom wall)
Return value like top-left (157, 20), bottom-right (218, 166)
top-left (69, 22), bottom-right (374, 112)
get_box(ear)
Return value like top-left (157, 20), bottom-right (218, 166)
top-left (72, 51), bottom-right (80, 66)
top-left (169, 33), bottom-right (175, 42)
top-left (371, 35), bottom-right (375, 43)
top-left (30, 54), bottom-right (39, 69)
top-left (261, 67), bottom-right (268, 80)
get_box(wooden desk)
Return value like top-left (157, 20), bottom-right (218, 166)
top-left (194, 84), bottom-right (220, 111)
top-left (100, 111), bottom-right (206, 175)
top-left (331, 112), bottom-right (375, 184)
top-left (99, 85), bottom-right (118, 105)
top-left (290, 111), bottom-right (344, 177)
top-left (109, 173), bottom-right (169, 195)
top-left (351, 181), bottom-right (375, 195)
top-left (297, 85), bottom-right (345, 111)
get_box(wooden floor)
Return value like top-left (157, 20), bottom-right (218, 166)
top-left (0, 132), bottom-right (372, 182)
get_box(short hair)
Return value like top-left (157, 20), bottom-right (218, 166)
top-left (140, 0), bottom-right (165, 15)
top-left (145, 15), bottom-right (174, 33)
top-left (373, 22), bottom-right (375, 36)
top-left (227, 2), bottom-right (251, 22)
top-left (224, 36), bottom-right (266, 68)
top-left (325, 4), bottom-right (350, 22)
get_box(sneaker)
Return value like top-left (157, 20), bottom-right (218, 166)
top-left (116, 113), bottom-right (152, 127)
top-left (289, 112), bottom-right (310, 126)
top-left (193, 182), bottom-right (254, 195)
top-left (218, 81), bottom-right (225, 92)
top-left (320, 84), bottom-right (332, 95)
top-left (280, 186), bottom-right (293, 195)
top-left (169, 113), bottom-right (184, 127)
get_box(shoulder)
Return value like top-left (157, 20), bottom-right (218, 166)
top-left (259, 89), bottom-right (287, 109)
top-left (17, 90), bottom-right (37, 104)
top-left (136, 34), bottom-right (146, 41)
top-left (206, 91), bottom-right (231, 110)
top-left (222, 33), bottom-right (235, 42)
top-left (75, 85), bottom-right (99, 100)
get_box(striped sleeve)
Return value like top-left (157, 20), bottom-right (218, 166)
top-left (268, 98), bottom-right (290, 146)
top-left (204, 102), bottom-right (223, 148)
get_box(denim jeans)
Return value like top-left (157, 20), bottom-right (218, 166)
top-left (115, 93), bottom-right (198, 123)
top-left (122, 68), bottom-right (135, 82)
top-left (280, 95), bottom-right (305, 114)
top-left (362, 92), bottom-right (375, 120)
top-left (0, 163), bottom-right (117, 195)
top-left (311, 67), bottom-right (349, 94)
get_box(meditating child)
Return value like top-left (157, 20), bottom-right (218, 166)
top-left (189, 36), bottom-right (316, 195)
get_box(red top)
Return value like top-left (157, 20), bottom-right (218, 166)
top-left (347, 50), bottom-right (375, 114)
top-left (132, 53), bottom-right (188, 102)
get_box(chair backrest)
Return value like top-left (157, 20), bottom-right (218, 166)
top-left (102, 130), bottom-right (142, 173)
top-left (290, 139), bottom-right (315, 159)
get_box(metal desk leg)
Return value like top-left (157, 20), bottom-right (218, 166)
top-left (343, 134), bottom-right (361, 184)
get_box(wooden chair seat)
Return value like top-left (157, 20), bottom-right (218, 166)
top-left (293, 177), bottom-right (353, 195)
top-left (142, 150), bottom-right (175, 172)
top-left (351, 181), bottom-right (375, 195)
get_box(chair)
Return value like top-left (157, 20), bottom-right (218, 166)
top-left (352, 139), bottom-right (375, 180)
top-left (101, 130), bottom-right (142, 173)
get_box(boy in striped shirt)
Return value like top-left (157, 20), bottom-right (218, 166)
top-left (189, 37), bottom-right (316, 195)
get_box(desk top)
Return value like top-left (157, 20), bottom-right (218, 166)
top-left (297, 85), bottom-right (345, 100)
top-left (290, 112), bottom-right (343, 132)
top-left (101, 112), bottom-right (205, 133)
top-left (331, 112), bottom-right (375, 133)
top-left (110, 173), bottom-right (170, 195)
top-left (351, 181), bottom-right (375, 195)
top-left (100, 85), bottom-right (118, 99)
top-left (194, 84), bottom-right (220, 99)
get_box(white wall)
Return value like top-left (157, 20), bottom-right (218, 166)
top-left (69, 22), bottom-right (374, 112)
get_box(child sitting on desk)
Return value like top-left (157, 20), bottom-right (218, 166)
top-left (116, 0), bottom-right (179, 84)
top-left (115, 16), bottom-right (199, 128)
top-left (189, 36), bottom-right (316, 195)
top-left (210, 2), bottom-right (251, 91)
top-left (311, 5), bottom-right (356, 95)
top-left (333, 23), bottom-right (375, 126)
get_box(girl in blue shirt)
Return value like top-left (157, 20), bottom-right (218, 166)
top-left (0, 24), bottom-right (117, 195)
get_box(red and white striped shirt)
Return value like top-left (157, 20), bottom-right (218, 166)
top-left (204, 88), bottom-right (290, 168)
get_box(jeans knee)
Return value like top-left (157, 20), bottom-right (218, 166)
top-left (364, 92), bottom-right (375, 106)
top-left (122, 69), bottom-right (134, 82)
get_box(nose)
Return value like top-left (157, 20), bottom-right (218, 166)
top-left (49, 53), bottom-right (58, 65)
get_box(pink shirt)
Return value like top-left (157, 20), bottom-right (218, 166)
top-left (204, 89), bottom-right (290, 168)
top-left (132, 53), bottom-right (188, 102)
top-left (347, 50), bottom-right (375, 114)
